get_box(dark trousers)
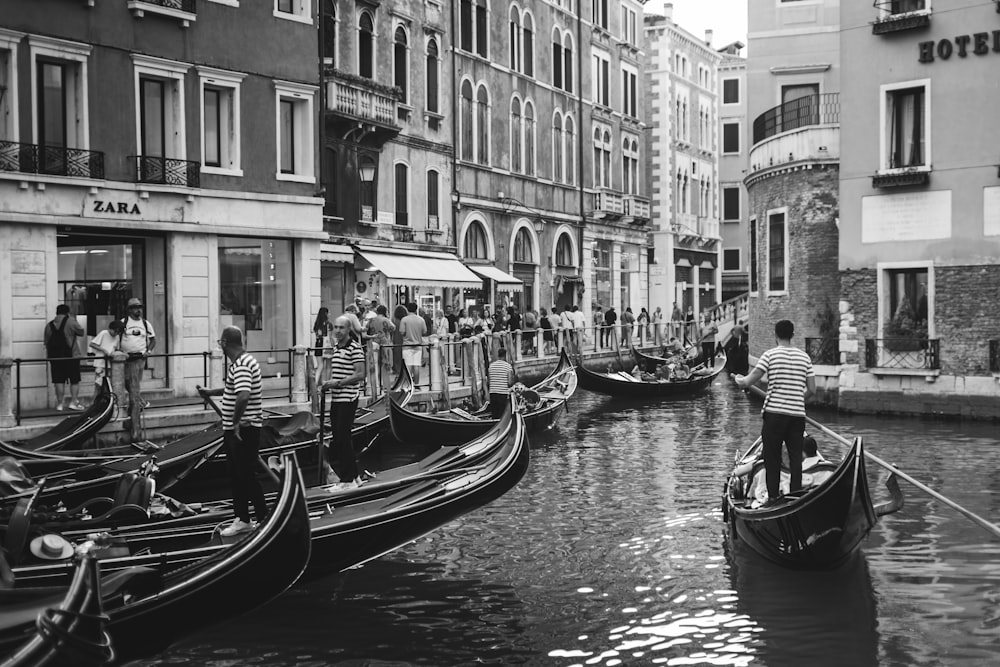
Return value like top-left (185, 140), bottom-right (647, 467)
top-left (761, 412), bottom-right (805, 500)
top-left (489, 393), bottom-right (508, 419)
top-left (328, 399), bottom-right (359, 482)
top-left (701, 342), bottom-right (716, 367)
top-left (225, 426), bottom-right (267, 523)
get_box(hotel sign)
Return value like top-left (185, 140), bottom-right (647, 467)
top-left (861, 190), bottom-right (951, 243)
top-left (918, 31), bottom-right (1000, 63)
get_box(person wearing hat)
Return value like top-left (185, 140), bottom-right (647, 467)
top-left (119, 297), bottom-right (156, 442)
top-left (30, 534), bottom-right (74, 561)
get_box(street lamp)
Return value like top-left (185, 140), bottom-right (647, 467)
top-left (359, 157), bottom-right (377, 182)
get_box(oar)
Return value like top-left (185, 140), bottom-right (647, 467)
top-left (743, 384), bottom-right (1000, 540)
top-left (317, 386), bottom-right (328, 486)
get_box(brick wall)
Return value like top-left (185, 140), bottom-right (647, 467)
top-left (932, 265), bottom-right (1000, 375)
top-left (746, 165), bottom-right (840, 359)
top-left (840, 269), bottom-right (876, 368)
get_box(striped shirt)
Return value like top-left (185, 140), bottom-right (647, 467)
top-left (329, 339), bottom-right (364, 403)
top-left (754, 345), bottom-right (814, 417)
top-left (222, 352), bottom-right (263, 430)
top-left (487, 359), bottom-right (514, 395)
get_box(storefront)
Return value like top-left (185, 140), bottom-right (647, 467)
top-left (592, 240), bottom-right (613, 311)
top-left (467, 265), bottom-right (523, 315)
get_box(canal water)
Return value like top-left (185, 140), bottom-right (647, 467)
top-left (127, 379), bottom-right (1000, 666)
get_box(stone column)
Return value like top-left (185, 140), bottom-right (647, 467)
top-left (429, 335), bottom-right (443, 391)
top-left (0, 358), bottom-right (14, 428)
top-left (291, 344), bottom-right (309, 404)
top-left (110, 351), bottom-right (128, 416)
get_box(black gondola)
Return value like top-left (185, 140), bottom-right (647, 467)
top-left (0, 378), bottom-right (116, 457)
top-left (722, 436), bottom-right (902, 570)
top-left (389, 349), bottom-right (576, 446)
top-left (576, 353), bottom-right (726, 397)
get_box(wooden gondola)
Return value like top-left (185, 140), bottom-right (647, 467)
top-left (722, 436), bottom-right (902, 570)
top-left (389, 349), bottom-right (577, 446)
top-left (576, 353), bottom-right (726, 397)
top-left (0, 451), bottom-right (311, 663)
top-left (0, 378), bottom-right (116, 457)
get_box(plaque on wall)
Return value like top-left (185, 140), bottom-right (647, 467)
top-left (861, 190), bottom-right (951, 243)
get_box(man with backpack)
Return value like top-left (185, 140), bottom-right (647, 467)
top-left (119, 297), bottom-right (156, 441)
top-left (43, 304), bottom-right (85, 411)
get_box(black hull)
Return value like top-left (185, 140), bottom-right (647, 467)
top-left (389, 349), bottom-right (576, 446)
top-left (0, 378), bottom-right (116, 456)
top-left (576, 355), bottom-right (725, 397)
top-left (723, 437), bottom-right (879, 570)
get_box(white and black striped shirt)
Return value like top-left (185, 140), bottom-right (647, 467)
top-left (329, 339), bottom-right (364, 403)
top-left (222, 352), bottom-right (263, 429)
top-left (754, 346), bottom-right (814, 417)
top-left (487, 360), bottom-right (514, 395)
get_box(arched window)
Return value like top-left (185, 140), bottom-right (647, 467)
top-left (508, 7), bottom-right (521, 71)
top-left (682, 173), bottom-right (689, 214)
top-left (427, 169), bottom-right (440, 227)
top-left (513, 227), bottom-right (534, 263)
top-left (602, 129), bottom-right (612, 188)
top-left (426, 38), bottom-right (439, 113)
top-left (523, 13), bottom-right (534, 77)
top-left (323, 0), bottom-right (336, 64)
top-left (564, 115), bottom-right (575, 185)
top-left (555, 233), bottom-right (573, 267)
top-left (359, 12), bottom-right (374, 79)
top-left (476, 84), bottom-right (490, 165)
top-left (510, 97), bottom-right (522, 173)
top-left (552, 28), bottom-right (563, 89)
top-left (460, 0), bottom-right (489, 57)
top-left (460, 80), bottom-right (474, 161)
top-left (464, 221), bottom-right (489, 259)
top-left (593, 128), bottom-right (611, 188)
top-left (622, 137), bottom-right (639, 195)
top-left (552, 112), bottom-right (563, 183)
top-left (394, 26), bottom-right (409, 103)
top-left (394, 162), bottom-right (409, 226)
top-left (562, 33), bottom-right (573, 93)
top-left (524, 101), bottom-right (535, 176)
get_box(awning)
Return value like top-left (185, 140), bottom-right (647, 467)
top-left (320, 243), bottom-right (354, 263)
top-left (355, 247), bottom-right (482, 289)
top-left (467, 265), bottom-right (523, 290)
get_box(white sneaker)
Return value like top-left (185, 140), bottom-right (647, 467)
top-left (55, 404), bottom-right (65, 412)
top-left (220, 518), bottom-right (255, 537)
top-left (69, 402), bottom-right (85, 411)
top-left (325, 480), bottom-right (360, 493)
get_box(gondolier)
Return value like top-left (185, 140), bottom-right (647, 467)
top-left (734, 319), bottom-right (815, 508)
top-left (486, 348), bottom-right (516, 419)
top-left (322, 315), bottom-right (366, 490)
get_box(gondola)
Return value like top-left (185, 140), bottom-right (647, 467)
top-left (576, 353), bottom-right (726, 397)
top-left (389, 349), bottom-right (576, 446)
top-left (721, 436), bottom-right (903, 570)
top-left (0, 378), bottom-right (116, 457)
top-left (1, 451), bottom-right (311, 663)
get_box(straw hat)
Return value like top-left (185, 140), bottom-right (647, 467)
top-left (29, 534), bottom-right (74, 560)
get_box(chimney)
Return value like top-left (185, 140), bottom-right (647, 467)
top-left (705, 29), bottom-right (713, 46)
top-left (664, 3), bottom-right (673, 21)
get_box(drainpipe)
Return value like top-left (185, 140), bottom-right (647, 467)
top-left (317, 1), bottom-right (326, 217)
top-left (576, 6), bottom-right (586, 310)
top-left (449, 0), bottom-right (460, 251)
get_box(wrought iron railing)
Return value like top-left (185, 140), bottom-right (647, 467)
top-left (0, 141), bottom-right (105, 179)
top-left (134, 0), bottom-right (197, 12)
top-left (752, 93), bottom-right (840, 146)
top-left (131, 155), bottom-right (200, 187)
top-left (990, 339), bottom-right (999, 373)
top-left (864, 338), bottom-right (940, 370)
top-left (805, 337), bottom-right (840, 365)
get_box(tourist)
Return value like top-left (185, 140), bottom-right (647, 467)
top-left (197, 326), bottom-right (266, 536)
top-left (523, 308), bottom-right (537, 355)
top-left (89, 319), bottom-right (123, 393)
top-left (44, 304), bottom-right (85, 411)
top-left (400, 302), bottom-right (428, 385)
top-left (652, 306), bottom-right (664, 345)
top-left (486, 347), bottom-right (516, 419)
top-left (391, 304), bottom-right (407, 375)
top-left (622, 307), bottom-right (636, 348)
top-left (344, 303), bottom-right (364, 342)
top-left (699, 315), bottom-right (718, 368)
top-left (603, 306), bottom-right (618, 348)
top-left (366, 305), bottom-right (395, 389)
top-left (458, 308), bottom-right (475, 337)
top-left (119, 298), bottom-right (156, 440)
top-left (312, 307), bottom-right (334, 389)
top-left (725, 325), bottom-right (750, 375)
top-left (638, 307), bottom-right (651, 342)
top-left (735, 319), bottom-right (816, 508)
top-left (322, 316), bottom-right (366, 490)
top-left (433, 308), bottom-right (449, 337)
top-left (539, 308), bottom-right (553, 354)
top-left (445, 304), bottom-right (459, 334)
top-left (571, 305), bottom-right (587, 355)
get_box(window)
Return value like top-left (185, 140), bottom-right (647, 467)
top-left (622, 136), bottom-right (639, 195)
top-left (592, 0), bottom-right (608, 30)
top-left (722, 186), bottom-right (740, 221)
top-left (219, 237), bottom-right (294, 353)
top-left (394, 162), bottom-right (409, 226)
top-left (427, 169), bottom-right (440, 228)
top-left (198, 67), bottom-right (244, 175)
top-left (460, 80), bottom-right (490, 165)
top-left (30, 36), bottom-right (92, 168)
top-left (132, 54), bottom-right (188, 165)
top-left (509, 8), bottom-right (534, 77)
top-left (0, 31), bottom-right (19, 144)
top-left (523, 13), bottom-right (534, 77)
top-left (555, 233), bottom-right (573, 266)
top-left (358, 12), bottom-right (374, 79)
top-left (524, 100), bottom-right (535, 176)
top-left (460, 80), bottom-right (474, 161)
top-left (622, 64), bottom-right (638, 118)
top-left (592, 51), bottom-right (610, 107)
top-left (723, 78), bottom-right (739, 104)
top-left (426, 39), bottom-right (440, 114)
top-left (887, 0), bottom-right (927, 14)
top-left (274, 0), bottom-right (311, 24)
top-left (552, 29), bottom-right (573, 92)
top-left (460, 0), bottom-right (488, 58)
top-left (722, 121), bottom-right (740, 154)
top-left (749, 218), bottom-right (758, 293)
top-left (552, 112), bottom-right (563, 183)
top-left (767, 211), bottom-right (787, 293)
top-left (322, 1), bottom-right (335, 63)
top-left (565, 115), bottom-right (575, 185)
top-left (394, 26), bottom-right (409, 104)
top-left (511, 97), bottom-right (522, 173)
top-left (464, 221), bottom-right (489, 259)
top-left (723, 248), bottom-right (741, 271)
top-left (621, 4), bottom-right (638, 46)
top-left (476, 84), bottom-right (490, 165)
top-left (882, 81), bottom-right (929, 170)
top-left (593, 127), bottom-right (612, 188)
top-left (274, 80), bottom-right (316, 182)
top-left (883, 265), bottom-right (929, 338)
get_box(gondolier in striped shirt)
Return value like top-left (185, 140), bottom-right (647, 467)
top-left (486, 347), bottom-right (516, 419)
top-left (197, 326), bottom-right (266, 536)
top-left (322, 316), bottom-right (366, 490)
top-left (734, 319), bottom-right (815, 508)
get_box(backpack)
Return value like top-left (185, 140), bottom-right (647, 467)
top-left (118, 317), bottom-right (152, 342)
top-left (45, 316), bottom-right (73, 357)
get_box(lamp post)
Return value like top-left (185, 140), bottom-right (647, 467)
top-left (358, 155), bottom-right (376, 222)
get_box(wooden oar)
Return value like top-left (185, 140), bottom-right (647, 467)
top-left (744, 384), bottom-right (1000, 540)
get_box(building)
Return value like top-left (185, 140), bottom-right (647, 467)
top-left (644, 4), bottom-right (723, 321)
top-left (717, 42), bottom-right (749, 304)
top-left (0, 1), bottom-right (324, 420)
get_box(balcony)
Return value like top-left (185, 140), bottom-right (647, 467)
top-left (592, 189), bottom-right (624, 218)
top-left (865, 338), bottom-right (940, 371)
top-left (324, 68), bottom-right (401, 146)
top-left (748, 94), bottom-right (839, 181)
top-left (753, 93), bottom-right (839, 146)
top-left (127, 0), bottom-right (197, 28)
top-left (130, 155), bottom-right (200, 188)
top-left (872, 1), bottom-right (930, 35)
top-left (622, 195), bottom-right (650, 223)
top-left (0, 141), bottom-right (105, 179)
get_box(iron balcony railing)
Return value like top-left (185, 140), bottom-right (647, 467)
top-left (990, 339), bottom-right (999, 373)
top-left (752, 93), bottom-right (840, 146)
top-left (130, 155), bottom-right (200, 188)
top-left (0, 140), bottom-right (105, 179)
top-left (864, 338), bottom-right (940, 370)
top-left (805, 337), bottom-right (840, 365)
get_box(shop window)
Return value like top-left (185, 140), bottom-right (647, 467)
top-left (219, 237), bottom-right (294, 357)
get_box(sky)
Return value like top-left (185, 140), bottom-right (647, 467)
top-left (646, 0), bottom-right (749, 51)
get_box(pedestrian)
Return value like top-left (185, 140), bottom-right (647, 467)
top-left (523, 308), bottom-right (537, 355)
top-left (593, 306), bottom-right (604, 348)
top-left (653, 306), bottom-right (665, 345)
top-left (548, 307), bottom-right (562, 351)
top-left (119, 297), bottom-right (156, 440)
top-left (734, 319), bottom-right (816, 508)
top-left (321, 316), bottom-right (366, 489)
top-left (391, 303), bottom-right (407, 375)
top-left (445, 304), bottom-right (459, 334)
top-left (725, 325), bottom-right (750, 375)
top-left (684, 306), bottom-right (696, 345)
top-left (366, 305), bottom-right (396, 388)
top-left (699, 314), bottom-right (718, 368)
top-left (622, 307), bottom-right (636, 348)
top-left (89, 319), bottom-right (123, 393)
top-left (571, 305), bottom-right (587, 354)
top-left (604, 306), bottom-right (618, 347)
top-left (400, 302), bottom-right (428, 385)
top-left (671, 304), bottom-right (683, 341)
top-left (197, 326), bottom-right (266, 536)
top-left (433, 308), bottom-right (449, 337)
top-left (44, 304), bottom-right (86, 411)
top-left (458, 308), bottom-right (475, 337)
top-left (486, 347), bottom-right (516, 419)
top-left (637, 307), bottom-right (650, 342)
top-left (344, 304), bottom-right (364, 342)
top-left (312, 307), bottom-right (334, 389)
top-left (539, 308), bottom-right (553, 354)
